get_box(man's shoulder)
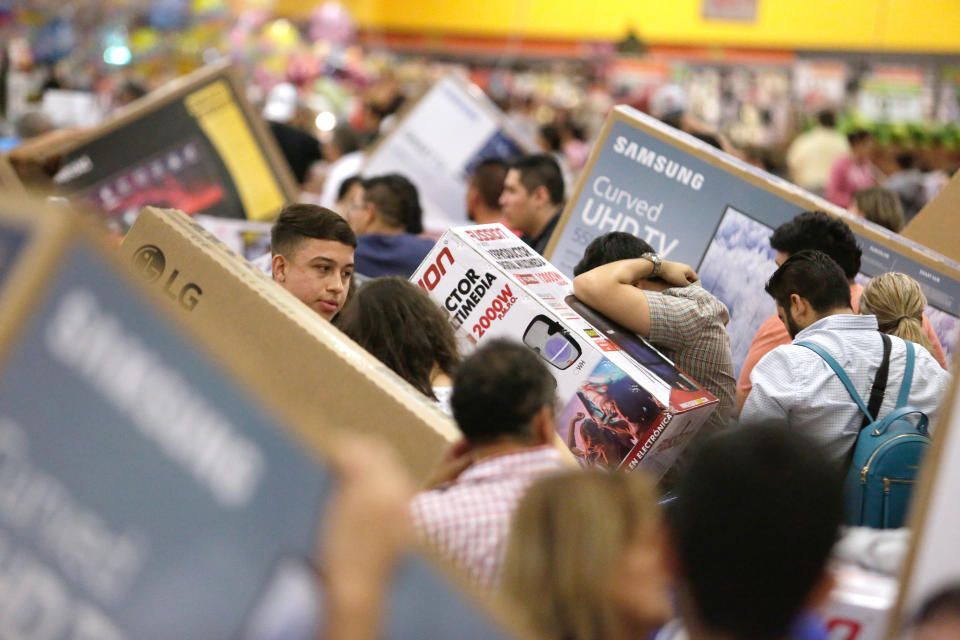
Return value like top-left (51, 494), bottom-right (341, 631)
top-left (658, 283), bottom-right (729, 318)
top-left (753, 340), bottom-right (818, 378)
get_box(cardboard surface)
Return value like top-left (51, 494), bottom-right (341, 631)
top-left (119, 207), bottom-right (460, 482)
top-left (0, 154), bottom-right (24, 194)
top-left (545, 106), bottom-right (960, 378)
top-left (413, 224), bottom-right (717, 479)
top-left (362, 77), bottom-right (532, 233)
top-left (902, 171), bottom-right (960, 264)
top-left (7, 62), bottom-right (297, 228)
top-left (0, 195), bottom-right (517, 639)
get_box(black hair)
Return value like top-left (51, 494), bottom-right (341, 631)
top-left (470, 158), bottom-right (509, 210)
top-left (362, 173), bottom-right (424, 234)
top-left (669, 425), bottom-right (843, 640)
top-left (335, 277), bottom-right (458, 401)
top-left (765, 249), bottom-right (851, 314)
top-left (573, 232), bottom-right (655, 276)
top-left (336, 175), bottom-right (362, 202)
top-left (119, 80), bottom-right (148, 101)
top-left (271, 203), bottom-right (357, 257)
top-left (451, 340), bottom-right (556, 444)
top-left (769, 210), bottom-right (862, 279)
top-left (692, 132), bottom-right (722, 150)
top-left (913, 585), bottom-right (960, 627)
top-left (895, 151), bottom-right (915, 170)
top-left (511, 154), bottom-right (565, 206)
top-left (816, 110), bottom-right (836, 128)
top-left (538, 124), bottom-right (562, 152)
top-left (847, 128), bottom-right (871, 146)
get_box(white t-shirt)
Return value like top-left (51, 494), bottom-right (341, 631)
top-left (432, 386), bottom-right (453, 416)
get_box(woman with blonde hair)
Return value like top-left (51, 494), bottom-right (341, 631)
top-left (500, 470), bottom-right (672, 640)
top-left (859, 272), bottom-right (936, 357)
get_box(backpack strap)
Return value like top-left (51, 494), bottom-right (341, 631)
top-left (896, 340), bottom-right (916, 409)
top-left (795, 341), bottom-right (873, 422)
top-left (863, 334), bottom-right (892, 429)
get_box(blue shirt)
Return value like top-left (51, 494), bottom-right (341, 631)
top-left (354, 233), bottom-right (436, 279)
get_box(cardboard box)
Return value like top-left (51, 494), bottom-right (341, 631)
top-left (0, 195), bottom-right (518, 639)
top-left (120, 207), bottom-right (460, 482)
top-left (545, 106), bottom-right (960, 378)
top-left (902, 171), bottom-right (960, 264)
top-left (413, 223), bottom-right (718, 479)
top-left (5, 62), bottom-right (297, 230)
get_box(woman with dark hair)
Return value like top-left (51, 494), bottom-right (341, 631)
top-left (335, 277), bottom-right (459, 410)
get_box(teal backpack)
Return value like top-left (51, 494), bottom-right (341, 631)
top-left (796, 335), bottom-right (930, 529)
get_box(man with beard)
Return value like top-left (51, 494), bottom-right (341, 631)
top-left (740, 250), bottom-right (949, 464)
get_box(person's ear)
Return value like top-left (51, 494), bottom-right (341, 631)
top-left (272, 254), bottom-right (287, 283)
top-left (531, 404), bottom-right (555, 445)
top-left (533, 185), bottom-right (550, 208)
top-left (465, 185), bottom-right (479, 212)
top-left (354, 203), bottom-right (375, 234)
top-left (789, 293), bottom-right (809, 322)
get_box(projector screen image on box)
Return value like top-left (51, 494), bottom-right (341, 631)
top-left (564, 295), bottom-right (700, 392)
top-left (697, 205), bottom-right (779, 380)
top-left (522, 314), bottom-right (582, 370)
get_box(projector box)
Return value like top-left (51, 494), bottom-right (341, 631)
top-left (413, 224), bottom-right (718, 479)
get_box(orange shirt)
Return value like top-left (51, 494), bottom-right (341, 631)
top-left (735, 283), bottom-right (948, 412)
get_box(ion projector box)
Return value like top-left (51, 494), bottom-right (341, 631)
top-left (120, 207), bottom-right (460, 483)
top-left (413, 223), bottom-right (718, 479)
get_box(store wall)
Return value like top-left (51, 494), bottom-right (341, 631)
top-left (278, 0), bottom-right (960, 54)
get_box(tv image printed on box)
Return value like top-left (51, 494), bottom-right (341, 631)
top-left (412, 223), bottom-right (718, 478)
top-left (50, 63), bottom-right (294, 233)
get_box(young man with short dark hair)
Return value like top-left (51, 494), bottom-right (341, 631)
top-left (410, 340), bottom-right (566, 588)
top-left (740, 250), bottom-right (949, 463)
top-left (269, 203), bottom-right (356, 321)
top-left (572, 232), bottom-right (736, 442)
top-left (736, 210), bottom-right (945, 411)
top-left (499, 154), bottom-right (565, 255)
top-left (349, 174), bottom-right (435, 278)
top-left (660, 425), bottom-right (844, 640)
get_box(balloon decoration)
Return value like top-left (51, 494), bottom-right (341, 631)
top-left (309, 1), bottom-right (355, 45)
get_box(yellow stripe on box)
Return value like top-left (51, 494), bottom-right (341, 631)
top-left (185, 81), bottom-right (284, 222)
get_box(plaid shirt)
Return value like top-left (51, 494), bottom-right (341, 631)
top-left (646, 282), bottom-right (736, 431)
top-left (410, 445), bottom-right (566, 589)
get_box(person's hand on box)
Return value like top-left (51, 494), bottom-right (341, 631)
top-left (657, 260), bottom-right (698, 288)
top-left (422, 438), bottom-right (474, 490)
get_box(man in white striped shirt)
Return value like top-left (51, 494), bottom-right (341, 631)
top-left (740, 250), bottom-right (949, 464)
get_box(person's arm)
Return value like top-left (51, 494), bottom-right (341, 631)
top-left (572, 258), bottom-right (697, 337)
top-left (735, 314), bottom-right (793, 414)
top-left (920, 315), bottom-right (948, 369)
top-left (420, 438), bottom-right (474, 490)
top-left (739, 349), bottom-right (796, 428)
top-left (320, 438), bottom-right (415, 640)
